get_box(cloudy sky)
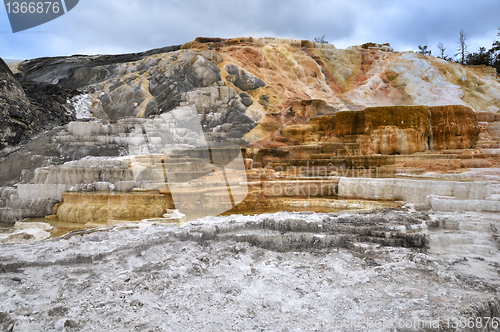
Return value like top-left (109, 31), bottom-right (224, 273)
top-left (1, 0), bottom-right (499, 60)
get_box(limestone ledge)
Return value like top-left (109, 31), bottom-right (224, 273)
top-left (338, 177), bottom-right (490, 204)
top-left (273, 105), bottom-right (481, 157)
top-left (428, 195), bottom-right (500, 212)
top-left (55, 192), bottom-right (168, 223)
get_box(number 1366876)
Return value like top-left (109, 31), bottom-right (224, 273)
top-left (5, 2), bottom-right (60, 14)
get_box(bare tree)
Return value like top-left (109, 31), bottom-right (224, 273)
top-left (418, 45), bottom-right (431, 55)
top-left (437, 42), bottom-right (446, 59)
top-left (456, 29), bottom-right (468, 64)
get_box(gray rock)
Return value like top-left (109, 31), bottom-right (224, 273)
top-left (191, 56), bottom-right (221, 87)
top-left (0, 312), bottom-right (14, 332)
top-left (232, 123), bottom-right (256, 133)
top-left (239, 92), bottom-right (254, 107)
top-left (226, 110), bottom-right (255, 125)
top-left (227, 130), bottom-right (245, 138)
top-left (0, 59), bottom-right (32, 149)
top-left (114, 181), bottom-right (136, 192)
top-left (220, 123), bottom-right (233, 132)
top-left (231, 99), bottom-right (247, 113)
top-left (225, 64), bottom-right (266, 91)
top-left (10, 49), bottom-right (257, 143)
top-left (208, 119), bottom-right (222, 129)
top-left (93, 52), bottom-right (224, 120)
top-left (180, 52), bottom-right (198, 64)
top-left (199, 51), bottom-right (224, 65)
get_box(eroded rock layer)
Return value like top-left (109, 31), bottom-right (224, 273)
top-left (1, 37), bottom-right (500, 332)
top-left (304, 105), bottom-right (480, 155)
top-left (0, 58), bottom-right (78, 150)
top-left (430, 105), bottom-right (481, 150)
top-left (8, 37), bottom-right (500, 146)
top-left (1, 37), bottom-right (500, 225)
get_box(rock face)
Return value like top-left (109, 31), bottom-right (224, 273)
top-left (55, 192), bottom-right (167, 223)
top-left (289, 99), bottom-right (335, 118)
top-left (335, 106), bottom-right (431, 137)
top-left (0, 58), bottom-right (76, 149)
top-left (17, 45), bottom-right (182, 88)
top-left (10, 37), bottom-right (500, 147)
top-left (430, 105), bottom-right (481, 150)
top-left (225, 63), bottom-right (266, 91)
top-left (306, 105), bottom-right (479, 155)
top-left (0, 58), bottom-right (37, 149)
top-left (91, 51), bottom-right (225, 120)
top-left (335, 106), bottom-right (431, 155)
top-left (16, 48), bottom-right (258, 142)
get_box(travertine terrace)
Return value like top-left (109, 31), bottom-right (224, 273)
top-left (1, 37), bottom-right (499, 225)
top-left (0, 37), bottom-right (500, 330)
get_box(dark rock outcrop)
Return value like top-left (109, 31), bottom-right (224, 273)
top-left (0, 58), bottom-right (78, 150)
top-left (17, 45), bottom-right (182, 89)
top-left (11, 45), bottom-right (264, 142)
top-left (21, 80), bottom-right (78, 129)
top-left (0, 58), bottom-right (36, 149)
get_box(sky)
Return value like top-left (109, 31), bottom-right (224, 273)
top-left (1, 0), bottom-right (499, 60)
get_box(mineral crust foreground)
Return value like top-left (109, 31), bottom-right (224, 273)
top-left (0, 37), bottom-right (500, 331)
top-left (1, 210), bottom-right (500, 331)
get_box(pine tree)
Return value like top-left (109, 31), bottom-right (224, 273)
top-left (417, 45), bottom-right (431, 55)
top-left (489, 28), bottom-right (500, 73)
top-left (465, 47), bottom-right (491, 66)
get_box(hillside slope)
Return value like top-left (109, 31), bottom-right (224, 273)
top-left (9, 37), bottom-right (500, 146)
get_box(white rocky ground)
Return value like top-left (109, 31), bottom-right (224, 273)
top-left (0, 209), bottom-right (499, 332)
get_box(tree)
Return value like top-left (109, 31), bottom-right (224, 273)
top-left (436, 42), bottom-right (453, 61)
top-left (437, 42), bottom-right (446, 59)
top-left (492, 27), bottom-right (500, 52)
top-left (489, 27), bottom-right (500, 73)
top-left (456, 29), bottom-right (468, 65)
top-left (314, 35), bottom-right (328, 44)
top-left (417, 45), bottom-right (431, 55)
top-left (465, 47), bottom-right (491, 66)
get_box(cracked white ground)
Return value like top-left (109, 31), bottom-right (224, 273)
top-left (0, 209), bottom-right (499, 331)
